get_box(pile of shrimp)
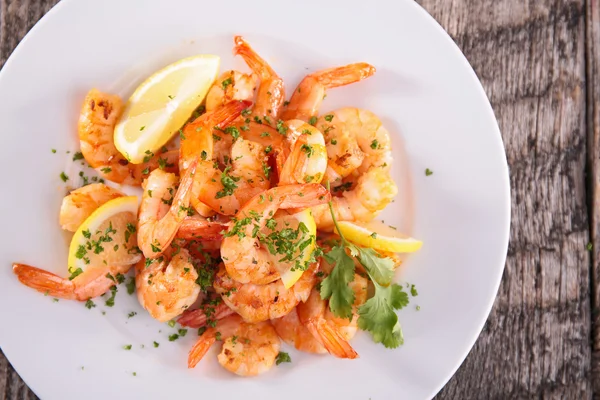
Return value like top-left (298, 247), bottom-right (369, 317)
top-left (12, 36), bottom-right (398, 377)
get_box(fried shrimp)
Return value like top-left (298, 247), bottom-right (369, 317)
top-left (220, 184), bottom-right (330, 284)
top-left (310, 109), bottom-right (398, 230)
top-left (188, 314), bottom-right (280, 377)
top-left (78, 89), bottom-right (178, 185)
top-left (213, 262), bottom-right (317, 323)
top-left (135, 248), bottom-right (200, 322)
top-left (280, 63), bottom-right (375, 122)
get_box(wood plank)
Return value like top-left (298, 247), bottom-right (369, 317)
top-left (586, 0), bottom-right (600, 393)
top-left (0, 0), bottom-right (596, 399)
top-left (415, 0), bottom-right (593, 398)
top-left (0, 1), bottom-right (58, 396)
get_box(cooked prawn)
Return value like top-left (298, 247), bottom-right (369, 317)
top-left (12, 262), bottom-right (133, 301)
top-left (193, 138), bottom-right (271, 216)
top-left (135, 248), bottom-right (200, 322)
top-left (176, 216), bottom-right (229, 241)
top-left (234, 36), bottom-right (285, 124)
top-left (220, 184), bottom-right (330, 285)
top-left (300, 276), bottom-right (368, 355)
top-left (206, 70), bottom-right (258, 112)
top-left (188, 314), bottom-right (281, 377)
top-left (178, 302), bottom-right (236, 328)
top-left (137, 162), bottom-right (197, 259)
top-left (279, 120), bottom-right (327, 185)
top-left (59, 183), bottom-right (124, 232)
top-left (179, 100), bottom-right (250, 172)
top-left (271, 307), bottom-right (327, 354)
top-left (214, 261), bottom-right (317, 323)
top-left (280, 63), bottom-right (375, 122)
top-left (310, 109), bottom-right (397, 230)
top-left (78, 89), bottom-right (179, 185)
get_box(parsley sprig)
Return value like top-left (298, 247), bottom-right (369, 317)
top-left (320, 188), bottom-right (409, 348)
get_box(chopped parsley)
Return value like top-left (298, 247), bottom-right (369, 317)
top-left (221, 77), bottom-right (233, 90)
top-left (262, 162), bottom-right (271, 179)
top-left (123, 344), bottom-right (132, 350)
top-left (275, 352), bottom-right (291, 365)
top-left (84, 299), bottom-right (96, 309)
top-left (72, 152), bottom-right (84, 161)
top-left (126, 277), bottom-right (136, 295)
top-left (215, 166), bottom-right (241, 199)
top-left (276, 120), bottom-right (288, 136)
top-left (370, 139), bottom-right (379, 149)
top-left (410, 284), bottom-right (418, 297)
top-left (301, 144), bottom-right (314, 158)
top-left (308, 116), bottom-right (317, 126)
top-left (68, 267), bottom-right (83, 281)
top-left (60, 172), bottom-right (69, 182)
top-left (153, 341), bottom-right (159, 348)
top-left (425, 168), bottom-right (433, 176)
top-left (324, 114), bottom-right (334, 122)
top-left (105, 285), bottom-right (117, 307)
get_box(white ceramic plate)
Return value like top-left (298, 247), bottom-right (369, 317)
top-left (0, 0), bottom-right (510, 399)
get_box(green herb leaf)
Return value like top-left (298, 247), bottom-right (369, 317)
top-left (357, 283), bottom-right (408, 348)
top-left (319, 245), bottom-right (356, 319)
top-left (275, 351), bottom-right (291, 365)
top-left (356, 247), bottom-right (395, 286)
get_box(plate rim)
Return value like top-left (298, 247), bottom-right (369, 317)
top-left (0, 0), bottom-right (511, 398)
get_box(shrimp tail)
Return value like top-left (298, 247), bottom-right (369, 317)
top-left (314, 63), bottom-right (376, 88)
top-left (233, 36), bottom-right (277, 79)
top-left (279, 183), bottom-right (331, 209)
top-left (176, 218), bottom-right (228, 241)
top-left (178, 303), bottom-right (236, 328)
top-left (306, 319), bottom-right (359, 359)
top-left (188, 331), bottom-right (217, 368)
top-left (208, 99), bottom-right (253, 128)
top-left (12, 263), bottom-right (76, 300)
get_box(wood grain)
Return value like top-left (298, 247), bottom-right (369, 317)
top-left (417, 0), bottom-right (593, 398)
top-left (587, 0), bottom-right (600, 395)
top-left (0, 0), bottom-right (597, 399)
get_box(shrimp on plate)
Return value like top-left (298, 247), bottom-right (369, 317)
top-left (272, 257), bottom-right (368, 359)
top-left (213, 261), bottom-right (317, 323)
top-left (188, 314), bottom-right (281, 377)
top-left (59, 183), bottom-right (124, 232)
top-left (220, 183), bottom-right (330, 284)
top-left (278, 120), bottom-right (327, 186)
top-left (280, 63), bottom-right (375, 122)
top-left (78, 89), bottom-right (179, 185)
top-left (137, 163), bottom-right (197, 259)
top-left (310, 109), bottom-right (398, 230)
top-left (135, 248), bottom-right (200, 322)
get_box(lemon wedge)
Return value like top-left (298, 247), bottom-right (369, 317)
top-left (265, 209), bottom-right (317, 289)
top-left (68, 196), bottom-right (141, 274)
top-left (114, 55), bottom-right (220, 164)
top-left (335, 220), bottom-right (423, 253)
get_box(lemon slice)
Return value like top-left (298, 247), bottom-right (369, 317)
top-left (263, 209), bottom-right (317, 289)
top-left (114, 55), bottom-right (220, 164)
top-left (335, 220), bottom-right (423, 253)
top-left (68, 196), bottom-right (141, 274)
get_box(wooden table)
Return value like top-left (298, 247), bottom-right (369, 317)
top-left (1, 0), bottom-right (598, 398)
